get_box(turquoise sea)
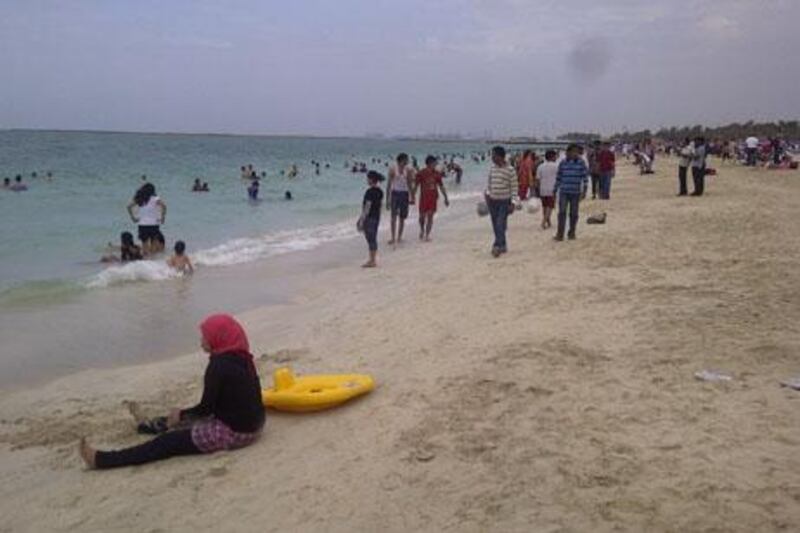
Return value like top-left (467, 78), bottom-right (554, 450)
top-left (0, 130), bottom-right (493, 386)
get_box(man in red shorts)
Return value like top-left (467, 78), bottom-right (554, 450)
top-left (414, 155), bottom-right (450, 241)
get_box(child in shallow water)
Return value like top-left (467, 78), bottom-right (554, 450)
top-left (167, 240), bottom-right (194, 274)
top-left (101, 231), bottom-right (143, 262)
top-left (79, 314), bottom-right (265, 469)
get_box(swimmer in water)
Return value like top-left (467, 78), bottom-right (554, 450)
top-left (167, 240), bottom-right (194, 275)
top-left (201, 182), bottom-right (210, 192)
top-left (284, 190), bottom-right (293, 200)
top-left (192, 179), bottom-right (202, 192)
top-left (10, 175), bottom-right (28, 191)
top-left (247, 179), bottom-right (259, 200)
top-left (2, 177), bottom-right (9, 189)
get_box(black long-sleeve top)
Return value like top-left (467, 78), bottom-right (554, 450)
top-left (180, 353), bottom-right (265, 433)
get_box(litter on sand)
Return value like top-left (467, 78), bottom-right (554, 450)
top-left (587, 212), bottom-right (607, 224)
top-left (779, 377), bottom-right (800, 390)
top-left (694, 370), bottom-right (733, 382)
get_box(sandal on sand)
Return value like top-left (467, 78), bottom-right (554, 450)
top-left (136, 416), bottom-right (169, 435)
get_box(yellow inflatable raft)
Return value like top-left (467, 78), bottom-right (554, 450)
top-left (262, 367), bottom-right (375, 412)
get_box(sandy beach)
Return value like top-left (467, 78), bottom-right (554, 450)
top-left (1, 158), bottom-right (799, 532)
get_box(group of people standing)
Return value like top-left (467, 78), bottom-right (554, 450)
top-left (487, 143), bottom-right (608, 253)
top-left (105, 181), bottom-right (193, 274)
top-left (356, 142), bottom-right (618, 266)
top-left (357, 152), bottom-right (450, 267)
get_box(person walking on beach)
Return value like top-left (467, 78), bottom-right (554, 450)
top-left (587, 140), bottom-right (601, 199)
top-left (516, 150), bottom-right (534, 201)
top-left (745, 135), bottom-right (759, 166)
top-left (79, 314), bottom-right (265, 469)
top-left (536, 150), bottom-right (559, 229)
top-left (554, 144), bottom-right (588, 241)
top-left (596, 142), bottom-right (615, 200)
top-left (691, 137), bottom-right (708, 197)
top-left (386, 153), bottom-right (414, 246)
top-left (414, 155), bottom-right (449, 241)
top-left (357, 170), bottom-right (385, 268)
top-left (486, 145), bottom-right (518, 257)
top-left (677, 137), bottom-right (694, 196)
top-left (127, 183), bottom-right (166, 255)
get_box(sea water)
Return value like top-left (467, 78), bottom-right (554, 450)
top-left (0, 130), bottom-right (496, 386)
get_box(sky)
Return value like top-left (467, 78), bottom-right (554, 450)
top-left (1, 0), bottom-right (798, 137)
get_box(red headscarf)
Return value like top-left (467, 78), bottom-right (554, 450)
top-left (200, 314), bottom-right (256, 375)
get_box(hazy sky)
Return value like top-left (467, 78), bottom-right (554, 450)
top-left (1, 0), bottom-right (798, 137)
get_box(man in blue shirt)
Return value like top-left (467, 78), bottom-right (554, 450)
top-left (554, 144), bottom-right (589, 241)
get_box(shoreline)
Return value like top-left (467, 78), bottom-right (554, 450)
top-left (0, 187), bottom-right (480, 391)
top-left (2, 159), bottom-right (799, 531)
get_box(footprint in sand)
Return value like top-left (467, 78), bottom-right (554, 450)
top-left (208, 466), bottom-right (228, 477)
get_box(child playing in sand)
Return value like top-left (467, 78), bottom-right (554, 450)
top-left (79, 314), bottom-right (265, 469)
top-left (414, 155), bottom-right (449, 241)
top-left (167, 240), bottom-right (194, 275)
top-left (357, 170), bottom-right (384, 268)
top-left (101, 231), bottom-right (143, 262)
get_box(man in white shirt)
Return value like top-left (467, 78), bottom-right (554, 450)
top-left (536, 150), bottom-right (559, 229)
top-left (386, 153), bottom-right (415, 245)
top-left (745, 135), bottom-right (759, 166)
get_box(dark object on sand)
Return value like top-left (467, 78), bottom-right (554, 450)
top-left (137, 416), bottom-right (169, 435)
top-left (779, 377), bottom-right (800, 390)
top-left (586, 212), bottom-right (607, 225)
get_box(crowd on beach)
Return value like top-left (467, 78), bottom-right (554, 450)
top-left (54, 132), bottom-right (797, 469)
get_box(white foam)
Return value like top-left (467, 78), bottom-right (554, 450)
top-left (85, 260), bottom-right (181, 288)
top-left (447, 191), bottom-right (483, 201)
top-left (193, 221), bottom-right (358, 267)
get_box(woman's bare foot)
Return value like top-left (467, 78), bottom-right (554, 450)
top-left (124, 400), bottom-right (147, 425)
top-left (361, 261), bottom-right (377, 268)
top-left (79, 438), bottom-right (97, 469)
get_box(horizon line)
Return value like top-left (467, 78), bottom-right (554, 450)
top-left (0, 127), bottom-right (501, 143)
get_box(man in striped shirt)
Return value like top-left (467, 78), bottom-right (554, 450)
top-left (486, 145), bottom-right (518, 257)
top-left (554, 144), bottom-right (588, 241)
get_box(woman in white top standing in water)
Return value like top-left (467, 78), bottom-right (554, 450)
top-left (386, 153), bottom-right (415, 246)
top-left (127, 183), bottom-right (167, 256)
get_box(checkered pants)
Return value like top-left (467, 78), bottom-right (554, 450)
top-left (190, 418), bottom-right (260, 453)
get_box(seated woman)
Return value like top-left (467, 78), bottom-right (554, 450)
top-left (79, 314), bottom-right (265, 469)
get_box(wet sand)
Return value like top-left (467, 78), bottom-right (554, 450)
top-left (1, 158), bottom-right (799, 532)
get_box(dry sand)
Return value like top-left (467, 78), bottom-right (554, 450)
top-left (1, 158), bottom-right (799, 532)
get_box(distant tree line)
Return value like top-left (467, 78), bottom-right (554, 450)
top-left (558, 120), bottom-right (800, 143)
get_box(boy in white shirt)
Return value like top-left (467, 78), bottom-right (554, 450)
top-left (536, 150), bottom-right (559, 229)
